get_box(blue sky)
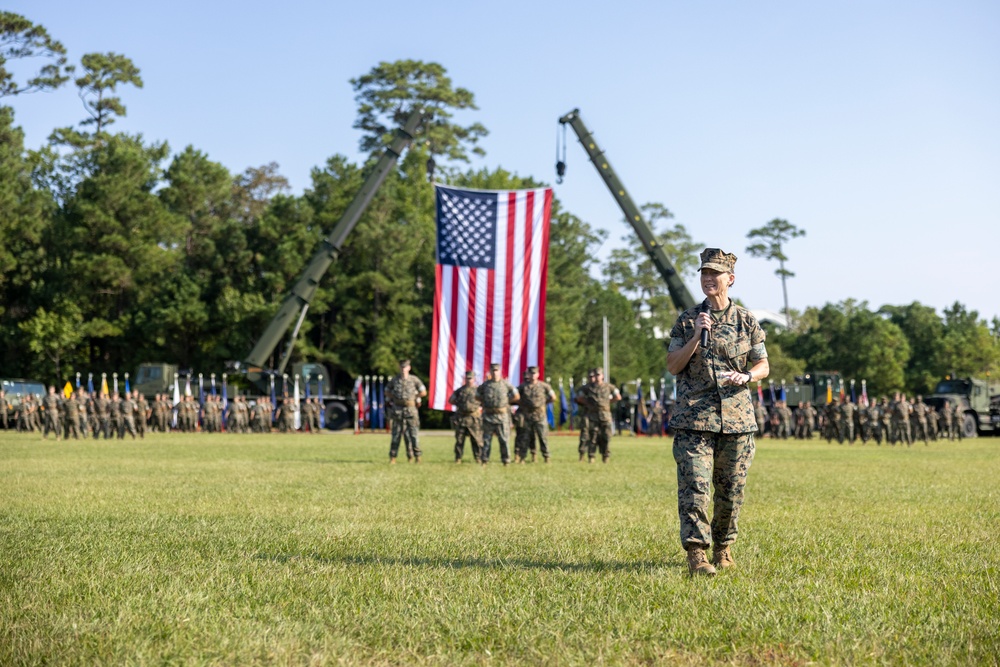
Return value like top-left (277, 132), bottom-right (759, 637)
top-left (9, 0), bottom-right (1000, 323)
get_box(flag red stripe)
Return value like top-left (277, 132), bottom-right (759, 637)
top-left (446, 265), bottom-right (460, 400)
top-left (536, 188), bottom-right (552, 378)
top-left (484, 267), bottom-right (495, 372)
top-left (502, 191), bottom-right (517, 373)
top-left (466, 269), bottom-right (477, 373)
top-left (519, 190), bottom-right (534, 373)
top-left (429, 263), bottom-right (442, 407)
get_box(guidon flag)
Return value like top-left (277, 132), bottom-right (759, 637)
top-left (428, 185), bottom-right (553, 410)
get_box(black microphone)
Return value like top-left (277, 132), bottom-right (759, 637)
top-left (700, 302), bottom-right (710, 348)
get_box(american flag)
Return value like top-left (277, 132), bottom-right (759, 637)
top-left (428, 185), bottom-right (553, 410)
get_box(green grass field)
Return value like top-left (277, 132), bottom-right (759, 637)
top-left (1, 430), bottom-right (998, 666)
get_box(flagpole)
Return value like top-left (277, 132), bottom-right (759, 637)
top-left (318, 374), bottom-right (326, 430)
top-left (568, 377), bottom-right (575, 432)
top-left (603, 316), bottom-right (611, 434)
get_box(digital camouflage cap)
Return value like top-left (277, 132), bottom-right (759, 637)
top-left (698, 248), bottom-right (737, 273)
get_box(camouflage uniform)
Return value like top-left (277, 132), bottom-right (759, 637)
top-left (891, 397), bottom-right (911, 446)
top-left (42, 390), bottom-right (62, 440)
top-left (577, 413), bottom-right (590, 461)
top-left (912, 397), bottom-right (929, 444)
top-left (27, 395), bottom-right (41, 432)
top-left (839, 400), bottom-right (856, 444)
top-left (136, 395), bottom-right (148, 437)
top-left (648, 402), bottom-right (665, 437)
top-left (780, 402), bottom-right (793, 439)
top-left (580, 380), bottom-right (620, 462)
top-left (942, 402), bottom-right (954, 441)
top-left (754, 402), bottom-right (767, 436)
top-left (515, 374), bottom-right (556, 462)
top-left (110, 395), bottom-right (125, 438)
top-left (476, 374), bottom-right (518, 465)
top-left (857, 403), bottom-right (872, 443)
top-left (449, 380), bottom-right (483, 463)
top-left (0, 391), bottom-right (7, 430)
top-left (952, 403), bottom-right (964, 441)
top-left (386, 371), bottom-right (426, 462)
top-left (236, 397), bottom-right (250, 433)
top-left (120, 395), bottom-right (138, 439)
top-left (62, 392), bottom-right (80, 439)
top-left (668, 297), bottom-right (767, 551)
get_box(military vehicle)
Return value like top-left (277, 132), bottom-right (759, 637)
top-left (755, 372), bottom-right (843, 409)
top-left (926, 376), bottom-right (1000, 437)
top-left (1, 378), bottom-right (46, 423)
top-left (131, 363), bottom-right (184, 400)
top-left (235, 108), bottom-right (426, 431)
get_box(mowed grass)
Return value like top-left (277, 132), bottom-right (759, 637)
top-left (1, 430), bottom-right (998, 666)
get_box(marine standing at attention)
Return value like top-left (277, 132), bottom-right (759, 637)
top-left (386, 359), bottom-right (427, 464)
top-left (476, 363), bottom-right (519, 467)
top-left (514, 366), bottom-right (556, 463)
top-left (666, 248), bottom-right (770, 577)
top-left (577, 368), bottom-right (621, 463)
top-left (448, 371), bottom-right (483, 463)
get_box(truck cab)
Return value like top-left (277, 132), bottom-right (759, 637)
top-left (927, 377), bottom-right (999, 437)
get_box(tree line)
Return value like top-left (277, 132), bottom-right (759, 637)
top-left (2, 12), bottom-right (997, 399)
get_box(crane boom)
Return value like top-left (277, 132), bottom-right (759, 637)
top-left (245, 108), bottom-right (425, 368)
top-left (558, 108), bottom-right (696, 312)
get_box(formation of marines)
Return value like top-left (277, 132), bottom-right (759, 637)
top-left (6, 381), bottom-right (974, 451)
top-left (756, 393), bottom-right (967, 445)
top-left (1, 386), bottom-right (327, 437)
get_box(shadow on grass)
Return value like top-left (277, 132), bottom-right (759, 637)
top-left (253, 551), bottom-right (678, 572)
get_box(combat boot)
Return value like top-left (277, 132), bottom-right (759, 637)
top-left (389, 457), bottom-right (397, 465)
top-left (711, 545), bottom-right (735, 570)
top-left (414, 455), bottom-right (421, 464)
top-left (686, 547), bottom-right (717, 577)
top-left (530, 451), bottom-right (537, 463)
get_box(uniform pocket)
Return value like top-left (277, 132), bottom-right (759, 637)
top-left (723, 340), bottom-right (751, 360)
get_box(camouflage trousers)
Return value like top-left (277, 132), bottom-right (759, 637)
top-left (577, 416), bottom-right (590, 459)
top-left (120, 416), bottom-right (137, 439)
top-left (587, 418), bottom-right (613, 461)
top-left (64, 418), bottom-right (81, 440)
top-left (673, 429), bottom-right (756, 550)
top-left (43, 414), bottom-right (61, 439)
top-left (891, 418), bottom-right (911, 445)
top-left (452, 415), bottom-right (482, 462)
top-left (481, 417), bottom-right (511, 464)
top-left (515, 416), bottom-right (550, 461)
top-left (912, 419), bottom-right (929, 443)
top-left (876, 420), bottom-right (890, 444)
top-left (389, 408), bottom-right (420, 460)
top-left (837, 420), bottom-right (854, 444)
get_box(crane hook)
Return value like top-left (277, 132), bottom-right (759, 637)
top-left (555, 122), bottom-right (567, 184)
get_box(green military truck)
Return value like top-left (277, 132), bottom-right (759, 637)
top-left (926, 377), bottom-right (1000, 438)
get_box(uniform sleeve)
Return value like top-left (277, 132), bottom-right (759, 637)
top-left (668, 311), bottom-right (693, 353)
top-left (414, 377), bottom-right (427, 393)
top-left (668, 337), bottom-right (686, 353)
top-left (746, 313), bottom-right (767, 362)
